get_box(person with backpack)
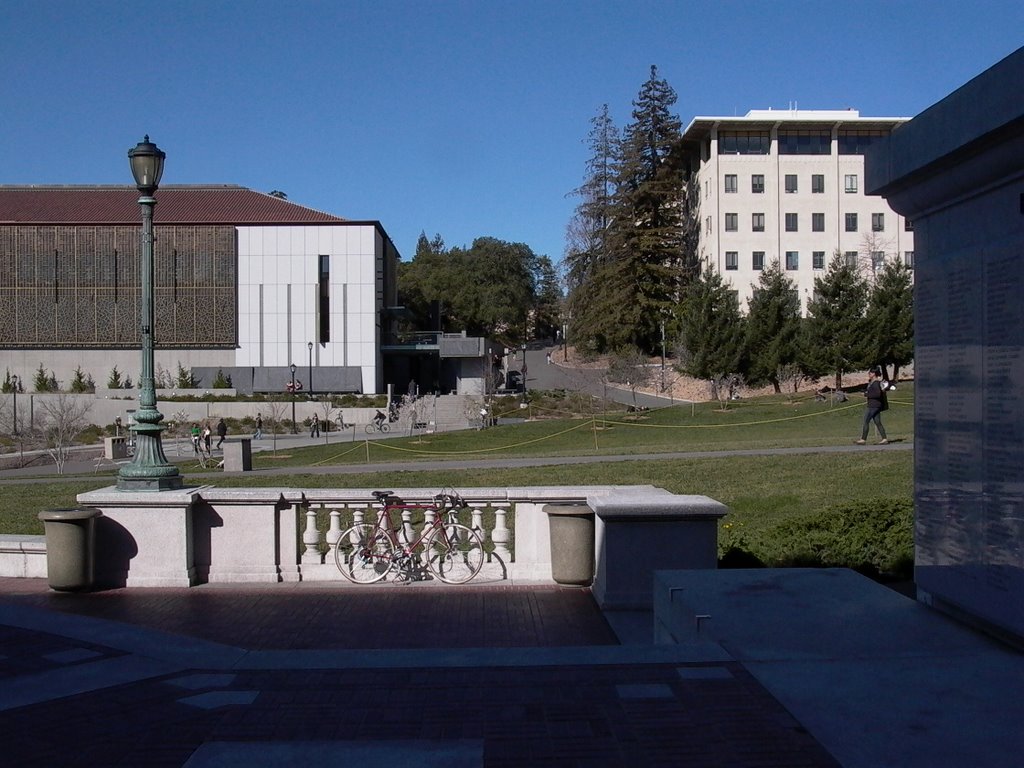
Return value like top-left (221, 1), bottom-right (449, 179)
top-left (856, 367), bottom-right (889, 445)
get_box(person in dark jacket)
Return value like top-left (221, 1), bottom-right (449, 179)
top-left (215, 418), bottom-right (227, 449)
top-left (856, 368), bottom-right (888, 445)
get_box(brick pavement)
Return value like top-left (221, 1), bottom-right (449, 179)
top-left (0, 579), bottom-right (841, 767)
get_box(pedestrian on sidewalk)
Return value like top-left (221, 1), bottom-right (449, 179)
top-left (203, 422), bottom-right (212, 454)
top-left (254, 413), bottom-right (263, 439)
top-left (310, 413), bottom-right (320, 438)
top-left (856, 367), bottom-right (889, 445)
top-left (190, 423), bottom-right (201, 454)
top-left (215, 418), bottom-right (227, 449)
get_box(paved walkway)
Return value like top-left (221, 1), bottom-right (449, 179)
top-left (0, 578), bottom-right (841, 767)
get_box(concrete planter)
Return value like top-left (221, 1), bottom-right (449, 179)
top-left (38, 508), bottom-right (102, 591)
top-left (544, 504), bottom-right (595, 586)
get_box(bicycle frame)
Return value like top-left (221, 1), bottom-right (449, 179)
top-left (371, 497), bottom-right (460, 556)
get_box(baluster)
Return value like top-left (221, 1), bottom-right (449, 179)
top-left (491, 505), bottom-right (511, 562)
top-left (401, 508), bottom-right (414, 546)
top-left (326, 508), bottom-right (342, 553)
top-left (353, 507), bottom-right (365, 527)
top-left (471, 506), bottom-right (483, 534)
top-left (302, 504), bottom-right (320, 563)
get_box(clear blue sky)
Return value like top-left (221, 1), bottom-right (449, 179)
top-left (2, 1), bottom-right (1021, 267)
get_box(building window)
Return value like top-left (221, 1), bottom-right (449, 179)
top-left (812, 212), bottom-right (825, 232)
top-left (719, 130), bottom-right (771, 155)
top-left (872, 213), bottom-right (885, 232)
top-left (812, 174), bottom-right (825, 193)
top-left (706, 216), bottom-right (712, 234)
top-left (778, 130), bottom-right (832, 155)
top-left (785, 251), bottom-right (799, 270)
top-left (785, 213), bottom-right (798, 232)
top-left (751, 174), bottom-right (765, 194)
top-left (838, 129), bottom-right (886, 155)
top-left (844, 174), bottom-right (858, 193)
top-left (844, 251), bottom-right (858, 268)
top-left (725, 251), bottom-right (739, 270)
top-left (752, 213), bottom-right (765, 232)
top-left (845, 213), bottom-right (858, 232)
top-left (904, 251), bottom-right (915, 269)
top-left (785, 174), bottom-right (798, 193)
top-left (813, 251), bottom-right (825, 270)
top-left (905, 219), bottom-right (914, 232)
top-left (752, 251), bottom-right (765, 271)
top-left (871, 251), bottom-right (885, 273)
top-left (724, 213), bottom-right (738, 232)
top-left (318, 254), bottom-right (331, 343)
top-left (724, 174), bottom-right (737, 193)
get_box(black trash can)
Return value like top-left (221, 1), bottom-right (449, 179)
top-left (543, 504), bottom-right (595, 586)
top-left (38, 508), bottom-right (102, 591)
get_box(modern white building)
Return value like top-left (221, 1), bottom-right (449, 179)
top-left (0, 186), bottom-right (400, 394)
top-left (681, 109), bottom-right (915, 312)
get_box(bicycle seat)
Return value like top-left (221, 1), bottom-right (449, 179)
top-left (371, 490), bottom-right (393, 501)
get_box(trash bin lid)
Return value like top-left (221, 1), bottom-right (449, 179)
top-left (38, 508), bottom-right (103, 522)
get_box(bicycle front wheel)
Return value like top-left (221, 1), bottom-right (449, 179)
top-left (425, 523), bottom-right (484, 584)
top-left (380, 423), bottom-right (390, 433)
top-left (335, 524), bottom-right (395, 584)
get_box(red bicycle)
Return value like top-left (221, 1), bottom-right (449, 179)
top-left (334, 490), bottom-right (485, 584)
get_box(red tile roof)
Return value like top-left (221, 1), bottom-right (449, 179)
top-left (0, 186), bottom-right (348, 225)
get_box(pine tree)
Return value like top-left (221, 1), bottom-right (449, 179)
top-left (804, 252), bottom-right (871, 389)
top-left (866, 257), bottom-right (914, 380)
top-left (676, 266), bottom-right (744, 395)
top-left (604, 65), bottom-right (692, 352)
top-left (565, 104), bottom-right (618, 293)
top-left (744, 260), bottom-right (802, 392)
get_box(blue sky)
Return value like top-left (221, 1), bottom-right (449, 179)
top-left (2, 1), bottom-right (1021, 267)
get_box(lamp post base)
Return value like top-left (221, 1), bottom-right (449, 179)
top-left (116, 422), bottom-right (183, 492)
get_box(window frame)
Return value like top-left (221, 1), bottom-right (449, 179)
top-left (785, 251), bottom-right (799, 271)
top-left (724, 213), bottom-right (738, 232)
top-left (845, 213), bottom-right (858, 232)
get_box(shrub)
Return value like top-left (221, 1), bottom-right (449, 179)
top-left (212, 369), bottom-right (232, 388)
top-left (720, 498), bottom-right (914, 580)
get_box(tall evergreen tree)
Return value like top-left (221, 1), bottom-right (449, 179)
top-left (564, 104), bottom-right (618, 292)
top-left (804, 252), bottom-right (871, 389)
top-left (603, 65), bottom-right (690, 352)
top-left (866, 257), bottom-right (914, 380)
top-left (744, 260), bottom-right (802, 392)
top-left (676, 266), bottom-right (744, 393)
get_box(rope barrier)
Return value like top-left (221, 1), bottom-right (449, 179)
top-left (303, 396), bottom-right (912, 462)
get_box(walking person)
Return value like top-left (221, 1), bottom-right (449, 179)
top-left (254, 412), bottom-right (263, 439)
top-left (202, 422), bottom-right (213, 454)
top-left (190, 423), bottom-right (201, 454)
top-left (216, 417), bottom-right (227, 449)
top-left (310, 413), bottom-right (320, 438)
top-left (856, 367), bottom-right (889, 445)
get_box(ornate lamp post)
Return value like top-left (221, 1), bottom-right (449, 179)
top-left (290, 363), bottom-right (297, 433)
top-left (307, 341), bottom-right (314, 395)
top-left (117, 136), bottom-right (182, 491)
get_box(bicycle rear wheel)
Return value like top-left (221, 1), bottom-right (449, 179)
top-left (335, 524), bottom-right (395, 584)
top-left (425, 523), bottom-right (484, 584)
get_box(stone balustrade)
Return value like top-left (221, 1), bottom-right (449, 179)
top-left (1, 485), bottom-right (728, 606)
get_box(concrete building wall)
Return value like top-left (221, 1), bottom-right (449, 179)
top-left (866, 46), bottom-right (1024, 642)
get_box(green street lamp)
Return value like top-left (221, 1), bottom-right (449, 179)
top-left (117, 136), bottom-right (182, 491)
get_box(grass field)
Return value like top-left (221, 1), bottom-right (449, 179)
top-left (0, 386), bottom-right (914, 552)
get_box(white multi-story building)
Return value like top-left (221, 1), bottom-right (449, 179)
top-left (681, 109), bottom-right (915, 312)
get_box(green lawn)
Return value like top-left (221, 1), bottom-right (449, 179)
top-left (0, 386), bottom-right (914, 550)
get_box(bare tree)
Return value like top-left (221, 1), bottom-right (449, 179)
top-left (606, 346), bottom-right (653, 410)
top-left (318, 398), bottom-right (337, 444)
top-left (37, 395), bottom-right (93, 474)
top-left (265, 400), bottom-right (290, 456)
